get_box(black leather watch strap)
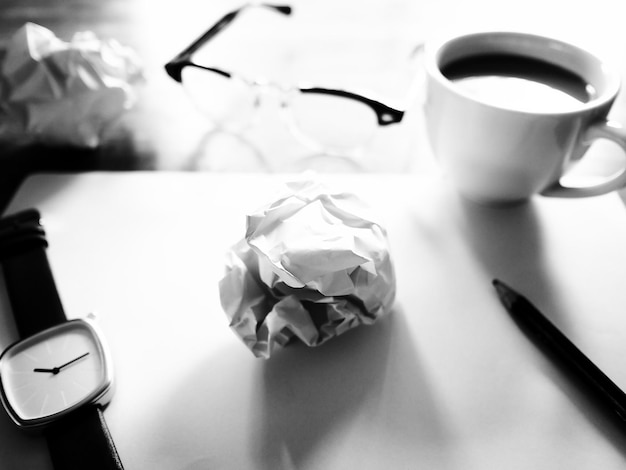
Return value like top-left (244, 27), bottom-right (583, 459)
top-left (45, 406), bottom-right (124, 470)
top-left (0, 209), bottom-right (124, 470)
top-left (1, 248), bottom-right (67, 338)
top-left (0, 209), bottom-right (66, 337)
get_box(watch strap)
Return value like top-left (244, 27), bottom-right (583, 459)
top-left (45, 405), bottom-right (124, 470)
top-left (0, 209), bottom-right (66, 337)
top-left (1, 210), bottom-right (124, 469)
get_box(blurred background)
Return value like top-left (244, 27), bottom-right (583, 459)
top-left (1, 0), bottom-right (625, 208)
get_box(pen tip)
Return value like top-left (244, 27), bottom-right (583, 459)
top-left (492, 279), bottom-right (507, 293)
top-left (492, 279), bottom-right (518, 310)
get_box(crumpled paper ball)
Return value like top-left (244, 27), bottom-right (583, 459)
top-left (219, 179), bottom-right (396, 359)
top-left (0, 22), bottom-right (143, 147)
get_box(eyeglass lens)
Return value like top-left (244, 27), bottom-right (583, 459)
top-left (182, 67), bottom-right (380, 152)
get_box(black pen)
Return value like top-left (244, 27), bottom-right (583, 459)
top-left (492, 279), bottom-right (626, 424)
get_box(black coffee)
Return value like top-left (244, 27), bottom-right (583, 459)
top-left (441, 54), bottom-right (595, 112)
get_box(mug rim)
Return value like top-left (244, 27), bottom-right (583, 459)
top-left (424, 30), bottom-right (621, 116)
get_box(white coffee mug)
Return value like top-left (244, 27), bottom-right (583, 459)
top-left (423, 31), bottom-right (626, 204)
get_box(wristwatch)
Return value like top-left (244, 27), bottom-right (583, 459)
top-left (0, 209), bottom-right (124, 470)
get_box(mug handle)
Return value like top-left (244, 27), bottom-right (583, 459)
top-left (542, 120), bottom-right (626, 198)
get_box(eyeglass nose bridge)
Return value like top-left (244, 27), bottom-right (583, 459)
top-left (246, 78), bottom-right (296, 110)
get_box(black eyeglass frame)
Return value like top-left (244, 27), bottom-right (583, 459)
top-left (165, 3), bottom-right (405, 126)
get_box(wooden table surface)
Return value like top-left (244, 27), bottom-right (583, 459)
top-left (2, 2), bottom-right (626, 468)
top-left (2, 0), bottom-right (626, 210)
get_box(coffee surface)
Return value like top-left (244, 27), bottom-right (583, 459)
top-left (441, 54), bottom-right (595, 112)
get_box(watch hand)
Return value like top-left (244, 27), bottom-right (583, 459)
top-left (32, 352), bottom-right (90, 375)
top-left (57, 352), bottom-right (90, 371)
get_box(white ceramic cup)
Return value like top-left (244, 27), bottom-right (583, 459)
top-left (423, 31), bottom-right (626, 204)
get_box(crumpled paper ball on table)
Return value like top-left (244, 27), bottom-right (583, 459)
top-left (219, 179), bottom-right (396, 359)
top-left (0, 22), bottom-right (142, 147)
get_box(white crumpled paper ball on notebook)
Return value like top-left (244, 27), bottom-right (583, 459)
top-left (219, 178), bottom-right (396, 359)
top-left (0, 23), bottom-right (142, 147)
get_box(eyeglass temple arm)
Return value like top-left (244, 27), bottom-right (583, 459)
top-left (165, 3), bottom-right (292, 82)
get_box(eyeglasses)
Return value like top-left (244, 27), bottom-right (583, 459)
top-left (165, 3), bottom-right (405, 154)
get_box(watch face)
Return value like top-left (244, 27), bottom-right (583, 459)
top-left (0, 319), bottom-right (113, 428)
